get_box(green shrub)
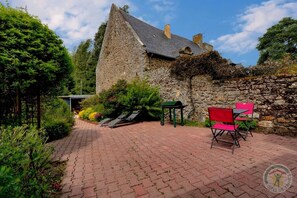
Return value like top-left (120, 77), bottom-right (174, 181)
top-left (99, 79), bottom-right (128, 117)
top-left (0, 126), bottom-right (53, 197)
top-left (119, 78), bottom-right (162, 119)
top-left (183, 119), bottom-right (205, 127)
top-left (236, 120), bottom-right (257, 130)
top-left (92, 103), bottom-right (104, 114)
top-left (42, 99), bottom-right (74, 142)
top-left (80, 95), bottom-right (99, 109)
top-left (43, 119), bottom-right (71, 142)
top-left (204, 117), bottom-right (215, 127)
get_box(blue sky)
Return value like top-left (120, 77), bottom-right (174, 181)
top-left (2, 0), bottom-right (297, 66)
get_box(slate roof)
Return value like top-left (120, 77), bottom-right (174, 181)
top-left (119, 10), bottom-right (205, 59)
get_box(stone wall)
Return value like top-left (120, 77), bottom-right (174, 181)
top-left (96, 5), bottom-right (148, 93)
top-left (146, 67), bottom-right (297, 136)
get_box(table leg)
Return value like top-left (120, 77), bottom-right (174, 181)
top-left (173, 108), bottom-right (176, 128)
top-left (169, 108), bottom-right (172, 121)
top-left (181, 108), bottom-right (184, 126)
top-left (161, 107), bottom-right (164, 125)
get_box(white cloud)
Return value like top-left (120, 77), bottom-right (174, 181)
top-left (4, 0), bottom-right (132, 50)
top-left (147, 0), bottom-right (176, 23)
top-left (210, 0), bottom-right (297, 54)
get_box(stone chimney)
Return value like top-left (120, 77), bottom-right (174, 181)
top-left (193, 33), bottom-right (213, 51)
top-left (193, 33), bottom-right (203, 45)
top-left (164, 24), bottom-right (171, 39)
top-left (202, 43), bottom-right (213, 52)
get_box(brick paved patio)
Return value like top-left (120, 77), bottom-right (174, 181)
top-left (51, 119), bottom-right (297, 198)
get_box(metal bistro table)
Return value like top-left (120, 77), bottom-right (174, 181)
top-left (233, 108), bottom-right (248, 118)
top-left (233, 108), bottom-right (249, 140)
top-left (161, 101), bottom-right (187, 128)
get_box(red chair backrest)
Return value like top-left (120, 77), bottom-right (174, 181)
top-left (235, 102), bottom-right (254, 115)
top-left (208, 107), bottom-right (234, 124)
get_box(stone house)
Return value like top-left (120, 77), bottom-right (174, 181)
top-left (96, 4), bottom-right (212, 93)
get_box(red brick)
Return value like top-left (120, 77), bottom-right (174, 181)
top-left (122, 192), bottom-right (136, 198)
top-left (179, 180), bottom-right (195, 192)
top-left (109, 190), bottom-right (121, 198)
top-left (129, 177), bottom-right (142, 187)
top-left (133, 184), bottom-right (148, 196)
top-left (238, 193), bottom-right (252, 198)
top-left (83, 187), bottom-right (96, 197)
top-left (207, 182), bottom-right (227, 195)
top-left (205, 190), bottom-right (220, 198)
top-left (146, 186), bottom-right (163, 197)
top-left (221, 192), bottom-right (236, 198)
top-left (141, 178), bottom-right (154, 188)
top-left (239, 185), bottom-right (261, 197)
top-left (83, 178), bottom-right (95, 189)
top-left (95, 180), bottom-right (105, 190)
top-left (154, 178), bottom-right (168, 189)
top-left (159, 186), bottom-right (175, 197)
top-left (168, 180), bottom-right (182, 191)
top-left (120, 183), bottom-right (134, 195)
top-left (107, 182), bottom-right (119, 192)
top-left (197, 184), bottom-right (212, 194)
top-left (69, 186), bottom-right (83, 197)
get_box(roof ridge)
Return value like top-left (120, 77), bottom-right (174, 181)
top-left (117, 8), bottom-right (204, 58)
top-left (119, 9), bottom-right (192, 41)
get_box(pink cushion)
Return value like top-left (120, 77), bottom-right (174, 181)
top-left (212, 123), bottom-right (239, 131)
top-left (235, 102), bottom-right (254, 115)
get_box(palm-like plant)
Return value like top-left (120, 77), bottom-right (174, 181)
top-left (120, 79), bottom-right (162, 119)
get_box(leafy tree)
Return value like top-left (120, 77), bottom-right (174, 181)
top-left (85, 22), bottom-right (107, 94)
top-left (257, 17), bottom-right (297, 64)
top-left (0, 4), bottom-right (73, 125)
top-left (71, 4), bottom-right (129, 95)
top-left (72, 39), bottom-right (92, 94)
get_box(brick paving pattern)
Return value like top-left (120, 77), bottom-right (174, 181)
top-left (51, 119), bottom-right (297, 197)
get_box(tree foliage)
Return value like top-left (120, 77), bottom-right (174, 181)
top-left (0, 4), bottom-right (73, 125)
top-left (72, 39), bottom-right (92, 94)
top-left (0, 4), bottom-right (73, 96)
top-left (257, 17), bottom-right (297, 64)
top-left (72, 23), bottom-right (107, 94)
top-left (71, 5), bottom-right (128, 94)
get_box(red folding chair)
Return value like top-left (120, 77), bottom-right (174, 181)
top-left (235, 102), bottom-right (254, 137)
top-left (208, 107), bottom-right (240, 154)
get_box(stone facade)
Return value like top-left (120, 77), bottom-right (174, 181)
top-left (96, 5), bottom-right (148, 93)
top-left (146, 67), bottom-right (297, 136)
